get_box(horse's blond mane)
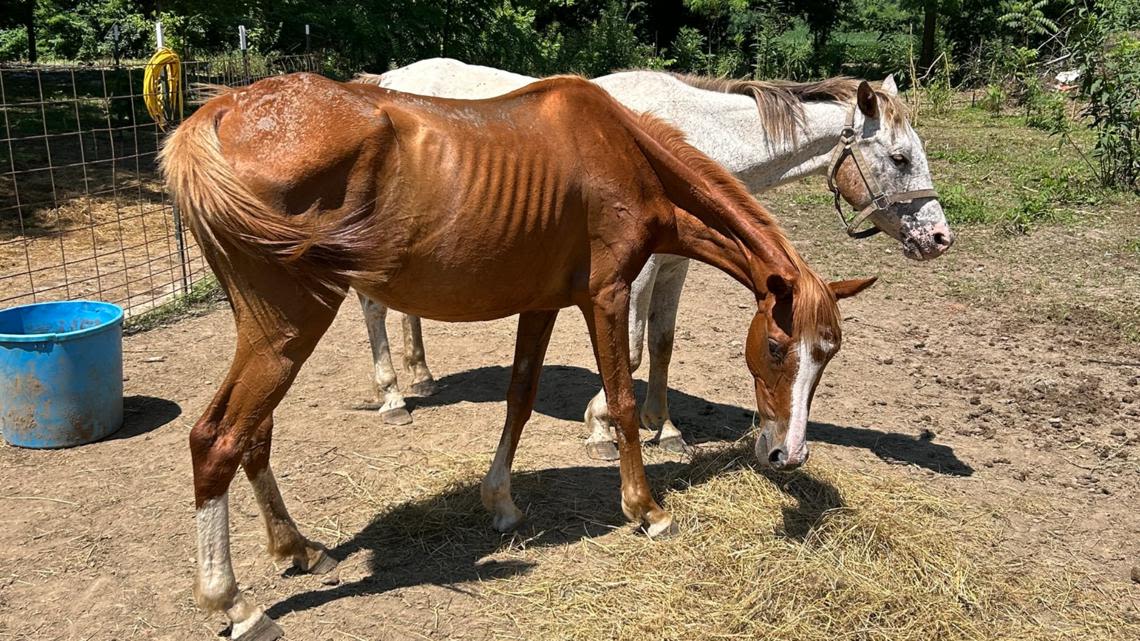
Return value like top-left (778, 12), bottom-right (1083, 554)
top-left (669, 73), bottom-right (908, 144)
top-left (633, 110), bottom-right (840, 340)
top-left (350, 72), bottom-right (385, 86)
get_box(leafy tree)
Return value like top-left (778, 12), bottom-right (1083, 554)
top-left (670, 25), bottom-right (708, 73)
top-left (0, 0), bottom-right (37, 61)
top-left (783, 0), bottom-right (848, 49)
top-left (919, 0), bottom-right (939, 68)
top-left (559, 1), bottom-right (664, 76)
top-left (1071, 0), bottom-right (1140, 190)
top-left (999, 0), bottom-right (1063, 45)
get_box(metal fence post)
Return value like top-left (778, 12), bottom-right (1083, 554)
top-left (171, 62), bottom-right (190, 298)
top-left (111, 24), bottom-right (120, 68)
top-left (172, 206), bottom-right (190, 296)
top-left (239, 25), bottom-right (250, 84)
top-left (156, 19), bottom-right (190, 296)
top-left (174, 36), bottom-right (192, 296)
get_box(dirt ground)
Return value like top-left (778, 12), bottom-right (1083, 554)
top-left (0, 178), bottom-right (1138, 639)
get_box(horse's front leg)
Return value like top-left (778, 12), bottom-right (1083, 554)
top-left (583, 283), bottom-right (674, 538)
top-left (584, 255), bottom-right (659, 460)
top-left (481, 310), bottom-right (559, 532)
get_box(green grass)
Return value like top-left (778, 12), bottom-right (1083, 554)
top-left (938, 184), bottom-right (989, 224)
top-left (790, 191), bottom-right (834, 208)
top-left (919, 101), bottom-right (1131, 235)
top-left (123, 275), bottom-right (222, 334)
top-left (926, 147), bottom-right (1004, 165)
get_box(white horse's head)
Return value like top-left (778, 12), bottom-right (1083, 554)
top-left (830, 75), bottom-right (954, 260)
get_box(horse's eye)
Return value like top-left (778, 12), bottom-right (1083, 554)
top-left (890, 154), bottom-right (909, 167)
top-left (767, 337), bottom-right (784, 360)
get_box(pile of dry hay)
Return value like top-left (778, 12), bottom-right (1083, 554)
top-left (460, 445), bottom-right (1139, 641)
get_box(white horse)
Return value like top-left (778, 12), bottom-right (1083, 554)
top-left (356, 58), bottom-right (954, 460)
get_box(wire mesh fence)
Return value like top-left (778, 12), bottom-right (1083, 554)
top-left (0, 52), bottom-right (319, 319)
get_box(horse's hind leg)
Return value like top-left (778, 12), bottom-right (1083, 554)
top-left (641, 257), bottom-right (690, 453)
top-left (241, 415), bottom-right (337, 574)
top-left (358, 293), bottom-right (412, 425)
top-left (192, 285), bottom-right (342, 641)
top-left (482, 310), bottom-right (558, 532)
top-left (401, 313), bottom-right (437, 396)
top-left (584, 256), bottom-right (658, 460)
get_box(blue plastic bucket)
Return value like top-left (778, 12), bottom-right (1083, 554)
top-left (0, 301), bottom-right (124, 448)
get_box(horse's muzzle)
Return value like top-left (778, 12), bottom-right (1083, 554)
top-left (755, 425), bottom-right (810, 470)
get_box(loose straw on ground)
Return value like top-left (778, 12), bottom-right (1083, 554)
top-left (471, 445), bottom-right (1139, 641)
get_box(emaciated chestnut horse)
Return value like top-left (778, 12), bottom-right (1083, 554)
top-left (160, 73), bottom-right (874, 640)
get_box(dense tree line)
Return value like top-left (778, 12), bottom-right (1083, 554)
top-left (0, 0), bottom-right (1080, 83)
top-left (0, 1), bottom-right (1134, 188)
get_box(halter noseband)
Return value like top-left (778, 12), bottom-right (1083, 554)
top-left (825, 104), bottom-right (939, 239)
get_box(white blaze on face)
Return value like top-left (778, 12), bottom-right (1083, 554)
top-left (784, 339), bottom-right (830, 461)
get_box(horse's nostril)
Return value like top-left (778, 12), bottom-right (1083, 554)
top-left (768, 448), bottom-right (786, 466)
top-left (933, 232), bottom-right (947, 246)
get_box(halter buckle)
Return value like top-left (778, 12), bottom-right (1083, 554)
top-left (838, 127), bottom-right (858, 145)
top-left (871, 194), bottom-right (892, 212)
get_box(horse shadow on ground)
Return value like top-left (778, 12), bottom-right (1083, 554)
top-left (104, 394), bottom-right (181, 442)
top-left (392, 363), bottom-right (748, 443)
top-left (389, 364), bottom-right (973, 476)
top-left (266, 445), bottom-right (845, 620)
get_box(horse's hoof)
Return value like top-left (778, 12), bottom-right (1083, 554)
top-left (656, 434), bottom-right (691, 455)
top-left (304, 548), bottom-right (339, 575)
top-left (491, 505), bottom-right (526, 533)
top-left (380, 406), bottom-right (413, 425)
top-left (408, 379), bottom-right (439, 397)
top-left (233, 614), bottom-right (283, 641)
top-left (585, 440), bottom-right (620, 461)
top-left (645, 513), bottom-right (678, 539)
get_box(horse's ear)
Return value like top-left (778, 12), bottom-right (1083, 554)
top-left (829, 276), bottom-right (877, 300)
top-left (881, 74), bottom-right (899, 97)
top-left (857, 81), bottom-right (879, 119)
top-left (766, 273), bottom-right (792, 299)
top-left (765, 273), bottom-right (795, 336)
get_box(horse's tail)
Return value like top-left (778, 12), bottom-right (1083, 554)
top-left (158, 101), bottom-right (369, 292)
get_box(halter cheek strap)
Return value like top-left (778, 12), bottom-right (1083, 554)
top-left (826, 105), bottom-right (939, 239)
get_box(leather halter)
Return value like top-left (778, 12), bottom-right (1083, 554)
top-left (825, 104), bottom-right (940, 239)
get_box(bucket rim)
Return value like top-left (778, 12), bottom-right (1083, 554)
top-left (0, 300), bottom-right (124, 343)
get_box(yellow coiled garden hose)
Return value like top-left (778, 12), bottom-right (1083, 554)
top-left (143, 47), bottom-right (182, 129)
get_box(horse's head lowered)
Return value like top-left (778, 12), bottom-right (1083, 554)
top-left (828, 75), bottom-right (954, 260)
top-left (744, 274), bottom-right (876, 470)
